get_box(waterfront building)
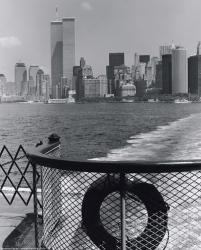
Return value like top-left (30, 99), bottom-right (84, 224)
top-left (29, 66), bottom-right (39, 96)
top-left (155, 61), bottom-right (162, 89)
top-left (97, 75), bottom-right (108, 97)
top-left (36, 69), bottom-right (44, 99)
top-left (135, 63), bottom-right (146, 80)
top-left (151, 57), bottom-right (160, 82)
top-left (188, 55), bottom-right (201, 96)
top-left (172, 46), bottom-right (188, 94)
top-left (139, 55), bottom-right (150, 65)
top-left (73, 66), bottom-right (84, 100)
top-left (114, 65), bottom-right (132, 97)
top-left (135, 80), bottom-right (147, 97)
top-left (15, 63), bottom-right (27, 96)
top-left (162, 54), bottom-right (172, 94)
top-left (51, 18), bottom-right (75, 98)
top-left (0, 74), bottom-right (6, 96)
top-left (43, 75), bottom-right (51, 100)
top-left (4, 82), bottom-right (16, 96)
top-left (84, 79), bottom-right (101, 98)
top-left (60, 77), bottom-right (69, 98)
top-left (106, 53), bottom-right (125, 96)
top-left (121, 83), bottom-right (136, 97)
top-left (145, 62), bottom-right (153, 87)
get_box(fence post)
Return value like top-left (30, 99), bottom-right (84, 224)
top-left (120, 172), bottom-right (126, 250)
top-left (33, 163), bottom-right (39, 248)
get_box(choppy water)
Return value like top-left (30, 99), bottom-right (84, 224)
top-left (1, 102), bottom-right (201, 161)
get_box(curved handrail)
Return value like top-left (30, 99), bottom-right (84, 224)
top-left (27, 146), bottom-right (201, 173)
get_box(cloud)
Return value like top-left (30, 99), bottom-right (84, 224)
top-left (0, 36), bottom-right (21, 48)
top-left (81, 2), bottom-right (93, 11)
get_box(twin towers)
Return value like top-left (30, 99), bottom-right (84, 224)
top-left (51, 18), bottom-right (75, 99)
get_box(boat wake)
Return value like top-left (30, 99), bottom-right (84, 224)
top-left (91, 113), bottom-right (201, 162)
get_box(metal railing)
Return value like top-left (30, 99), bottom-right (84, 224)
top-left (27, 135), bottom-right (201, 250)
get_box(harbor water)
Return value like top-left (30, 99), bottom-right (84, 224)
top-left (1, 102), bottom-right (201, 162)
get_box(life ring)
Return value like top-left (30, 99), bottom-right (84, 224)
top-left (82, 175), bottom-right (169, 250)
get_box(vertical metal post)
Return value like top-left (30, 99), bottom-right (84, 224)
top-left (120, 172), bottom-right (126, 250)
top-left (33, 163), bottom-right (39, 248)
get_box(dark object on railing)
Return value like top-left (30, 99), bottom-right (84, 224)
top-left (82, 174), bottom-right (168, 250)
top-left (35, 140), bottom-right (43, 147)
top-left (48, 133), bottom-right (60, 144)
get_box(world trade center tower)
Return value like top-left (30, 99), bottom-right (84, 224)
top-left (51, 18), bottom-right (75, 98)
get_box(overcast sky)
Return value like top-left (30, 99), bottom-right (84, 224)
top-left (1, 0), bottom-right (201, 81)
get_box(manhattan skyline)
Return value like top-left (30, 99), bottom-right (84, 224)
top-left (1, 0), bottom-right (201, 81)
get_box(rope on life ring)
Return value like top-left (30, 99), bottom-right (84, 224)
top-left (81, 175), bottom-right (169, 250)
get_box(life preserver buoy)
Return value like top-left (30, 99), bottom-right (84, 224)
top-left (82, 175), bottom-right (169, 250)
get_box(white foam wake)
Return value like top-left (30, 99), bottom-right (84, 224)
top-left (91, 113), bottom-right (201, 162)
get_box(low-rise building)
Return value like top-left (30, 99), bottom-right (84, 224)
top-left (84, 78), bottom-right (101, 98)
top-left (121, 83), bottom-right (136, 97)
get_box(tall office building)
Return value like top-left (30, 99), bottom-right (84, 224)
top-left (73, 66), bottom-right (84, 100)
top-left (0, 74), bottom-right (6, 96)
top-left (106, 53), bottom-right (124, 95)
top-left (155, 61), bottom-right (162, 88)
top-left (151, 57), bottom-right (160, 82)
top-left (159, 44), bottom-right (175, 59)
top-left (29, 66), bottom-right (39, 96)
top-left (51, 18), bottom-right (75, 98)
top-left (172, 46), bottom-right (188, 94)
top-left (134, 53), bottom-right (139, 66)
top-left (139, 55), bottom-right (150, 64)
top-left (162, 54), bottom-right (172, 94)
top-left (109, 53), bottom-right (124, 66)
top-left (188, 55), bottom-right (201, 96)
top-left (15, 63), bottom-right (27, 96)
top-left (97, 75), bottom-right (108, 97)
top-left (36, 69), bottom-right (44, 98)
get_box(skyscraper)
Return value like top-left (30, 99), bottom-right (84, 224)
top-left (51, 18), bottom-right (75, 98)
top-left (172, 46), bottom-right (188, 94)
top-left (155, 61), bottom-right (162, 89)
top-left (36, 69), bottom-right (44, 98)
top-left (106, 53), bottom-right (124, 95)
top-left (159, 44), bottom-right (175, 59)
top-left (29, 65), bottom-right (39, 96)
top-left (109, 53), bottom-right (124, 66)
top-left (188, 55), bottom-right (201, 96)
top-left (139, 55), bottom-right (150, 64)
top-left (73, 66), bottom-right (84, 100)
top-left (162, 54), bottom-right (172, 94)
top-left (0, 74), bottom-right (7, 96)
top-left (15, 63), bottom-right (27, 96)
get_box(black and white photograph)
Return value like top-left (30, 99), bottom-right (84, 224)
top-left (0, 0), bottom-right (201, 249)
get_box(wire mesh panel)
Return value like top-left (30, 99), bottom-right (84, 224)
top-left (0, 145), bottom-right (41, 206)
top-left (40, 167), bottom-right (201, 250)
